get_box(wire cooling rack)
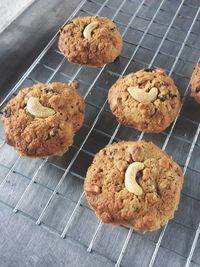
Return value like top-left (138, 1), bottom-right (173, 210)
top-left (1, 0), bottom-right (200, 266)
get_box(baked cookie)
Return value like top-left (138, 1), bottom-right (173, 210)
top-left (2, 82), bottom-right (85, 157)
top-left (108, 68), bottom-right (181, 133)
top-left (84, 141), bottom-right (183, 232)
top-left (58, 16), bottom-right (123, 67)
top-left (190, 63), bottom-right (200, 103)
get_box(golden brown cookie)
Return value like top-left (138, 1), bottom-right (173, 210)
top-left (84, 141), bottom-right (183, 232)
top-left (58, 16), bottom-right (123, 67)
top-left (108, 68), bottom-right (181, 133)
top-left (190, 63), bottom-right (200, 103)
top-left (2, 82), bottom-right (85, 157)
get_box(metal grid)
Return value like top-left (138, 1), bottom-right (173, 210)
top-left (1, 0), bottom-right (200, 266)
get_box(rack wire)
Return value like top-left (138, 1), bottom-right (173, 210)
top-left (1, 0), bottom-right (200, 266)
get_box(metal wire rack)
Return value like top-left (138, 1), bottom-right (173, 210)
top-left (1, 0), bottom-right (200, 266)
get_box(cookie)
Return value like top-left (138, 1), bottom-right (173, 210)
top-left (58, 16), bottom-right (123, 67)
top-left (84, 141), bottom-right (183, 232)
top-left (190, 63), bottom-right (200, 103)
top-left (108, 68), bottom-right (181, 133)
top-left (2, 82), bottom-right (85, 157)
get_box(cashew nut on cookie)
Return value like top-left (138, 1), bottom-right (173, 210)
top-left (26, 97), bottom-right (55, 118)
top-left (128, 86), bottom-right (158, 103)
top-left (125, 162), bottom-right (144, 195)
top-left (83, 22), bottom-right (99, 40)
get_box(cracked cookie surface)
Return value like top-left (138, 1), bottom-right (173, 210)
top-left (190, 63), bottom-right (200, 103)
top-left (2, 82), bottom-right (85, 157)
top-left (108, 68), bottom-right (181, 133)
top-left (58, 16), bottom-right (123, 67)
top-left (84, 141), bottom-right (183, 231)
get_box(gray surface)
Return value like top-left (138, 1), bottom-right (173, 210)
top-left (0, 0), bottom-right (35, 33)
top-left (1, 0), bottom-right (200, 267)
top-left (0, 0), bottom-right (81, 102)
top-left (0, 203), bottom-right (113, 267)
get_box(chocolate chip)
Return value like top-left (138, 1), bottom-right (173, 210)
top-left (110, 27), bottom-right (116, 31)
top-left (3, 107), bottom-right (11, 118)
top-left (160, 81), bottom-right (168, 86)
top-left (42, 88), bottom-right (57, 94)
top-left (143, 68), bottom-right (155, 72)
top-left (168, 92), bottom-right (177, 99)
top-left (158, 96), bottom-right (167, 102)
top-left (158, 93), bottom-right (177, 102)
top-left (196, 86), bottom-right (200, 93)
top-left (108, 151), bottom-right (114, 157)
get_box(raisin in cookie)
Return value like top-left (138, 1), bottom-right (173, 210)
top-left (84, 141), bottom-right (183, 232)
top-left (190, 63), bottom-right (200, 103)
top-left (108, 68), bottom-right (181, 133)
top-left (2, 82), bottom-right (85, 157)
top-left (58, 16), bottom-right (123, 67)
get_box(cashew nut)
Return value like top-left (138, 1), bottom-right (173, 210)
top-left (26, 97), bottom-right (55, 118)
top-left (125, 162), bottom-right (144, 195)
top-left (128, 86), bottom-right (158, 103)
top-left (83, 22), bottom-right (98, 40)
